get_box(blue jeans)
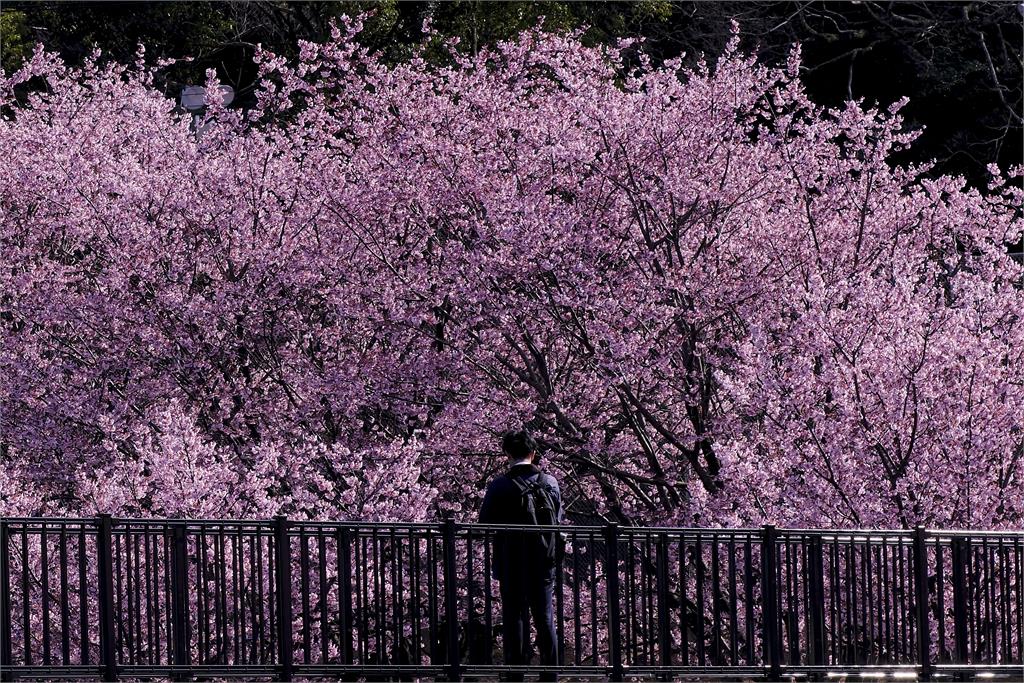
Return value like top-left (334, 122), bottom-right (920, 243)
top-left (499, 577), bottom-right (558, 681)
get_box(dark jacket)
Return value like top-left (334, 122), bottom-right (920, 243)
top-left (478, 463), bottom-right (564, 582)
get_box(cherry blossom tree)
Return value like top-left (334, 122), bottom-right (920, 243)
top-left (1, 21), bottom-right (1021, 530)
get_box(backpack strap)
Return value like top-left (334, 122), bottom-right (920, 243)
top-left (508, 474), bottom-right (531, 494)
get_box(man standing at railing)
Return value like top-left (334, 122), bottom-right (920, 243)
top-left (479, 429), bottom-right (564, 682)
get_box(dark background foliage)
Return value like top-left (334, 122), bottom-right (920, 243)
top-left (2, 1), bottom-right (1021, 189)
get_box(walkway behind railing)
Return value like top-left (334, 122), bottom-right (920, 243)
top-left (1, 517), bottom-right (1022, 681)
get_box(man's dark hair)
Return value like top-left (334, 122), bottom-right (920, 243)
top-left (501, 429), bottom-right (538, 461)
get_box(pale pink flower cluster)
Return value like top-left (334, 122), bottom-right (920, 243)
top-left (1, 23), bottom-right (1021, 529)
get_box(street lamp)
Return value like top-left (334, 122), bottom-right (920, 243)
top-left (180, 84), bottom-right (234, 112)
top-left (180, 85), bottom-right (235, 137)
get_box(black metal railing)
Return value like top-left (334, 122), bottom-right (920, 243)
top-left (1, 517), bottom-right (1022, 680)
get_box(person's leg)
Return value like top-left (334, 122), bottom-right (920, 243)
top-left (527, 577), bottom-right (558, 682)
top-left (499, 579), bottom-right (528, 682)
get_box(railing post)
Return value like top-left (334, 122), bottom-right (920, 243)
top-left (0, 521), bottom-right (13, 683)
top-left (96, 514), bottom-right (118, 682)
top-left (604, 522), bottom-right (624, 682)
top-left (913, 527), bottom-right (932, 681)
top-left (441, 516), bottom-right (461, 682)
top-left (170, 523), bottom-right (191, 681)
top-left (806, 535), bottom-right (827, 667)
top-left (950, 537), bottom-right (970, 669)
top-left (274, 516), bottom-right (293, 682)
top-left (655, 533), bottom-right (671, 677)
top-left (761, 525), bottom-right (781, 681)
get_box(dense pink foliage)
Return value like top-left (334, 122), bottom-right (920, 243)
top-left (1, 23), bottom-right (1022, 529)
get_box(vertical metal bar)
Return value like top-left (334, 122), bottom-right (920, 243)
top-left (951, 537), bottom-right (969, 665)
top-left (412, 528), bottom-right (423, 665)
top-left (864, 538), bottom-right (874, 662)
top-left (170, 523), bottom-right (190, 680)
top-left (215, 532), bottom-right (227, 663)
top-left (235, 527), bottom-right (246, 664)
top-left (589, 534), bottom-right (598, 665)
top-left (248, 529), bottom-right (259, 664)
top-left (122, 530), bottom-right (133, 666)
top-left (78, 527), bottom-right (89, 667)
top-left (1011, 536), bottom-right (1019, 663)
top-left (555, 530), bottom-right (565, 668)
top-left (132, 532), bottom-right (143, 667)
top-left (848, 538), bottom-right (858, 664)
top-left (482, 529), bottom-right (492, 665)
top-left (761, 525), bottom-right (781, 680)
top-left (896, 542), bottom-right (905, 661)
top-left (711, 534), bottom-right (722, 665)
top-left (299, 529), bottom-right (311, 664)
top-left (231, 530), bottom-right (241, 664)
top-left (604, 522), bottom-right (623, 682)
top-left (728, 537), bottom-right (738, 667)
top-left (115, 530), bottom-right (125, 666)
top-left (680, 538), bottom-right (689, 666)
top-left (641, 534), bottom-right (652, 666)
top-left (744, 537), bottom-right (754, 665)
top-left (881, 541), bottom-right (891, 663)
top-left (337, 526), bottom-right (353, 666)
top-left (807, 536), bottom-right (826, 666)
top-left (902, 542), bottom-right (912, 662)
top-left (967, 543), bottom-right (977, 661)
top-left (622, 536), bottom-right (630, 663)
top-left (59, 526), bottom-right (70, 666)
top-left (695, 533), bottom-right (706, 667)
top-left (372, 535), bottom-right (381, 664)
top-left (163, 528), bottom-right (173, 665)
top-left (0, 521), bottom-right (12, 682)
top-left (393, 531), bottom-right (404, 669)
top-left (441, 517), bottom-right (461, 682)
top-left (318, 531), bottom-right (329, 665)
top-left (783, 538), bottom-right (795, 665)
top-left (638, 536), bottom-right (647, 663)
top-left (242, 532), bottom-right (252, 663)
top-left (391, 528), bottom-right (403, 667)
top-left (571, 531), bottom-right (581, 666)
top-left (199, 528), bottom-right (210, 665)
top-left (150, 525), bottom-right (160, 665)
top-left (988, 543), bottom-right (997, 662)
top-left (274, 516), bottom-right (293, 682)
top-left (882, 540), bottom-right (890, 663)
top-left (372, 529), bottom-right (383, 665)
top-left (97, 514), bottom-right (119, 681)
top-left (913, 527), bottom-right (932, 681)
top-left (831, 539), bottom-right (841, 664)
top-left (984, 541), bottom-right (994, 662)
top-left (151, 532), bottom-right (163, 666)
top-left (999, 540), bottom-right (1010, 663)
top-left (859, 538), bottom-right (868, 662)
top-left (267, 525), bottom-right (276, 666)
top-left (465, 528), bottom-right (474, 666)
top-left (255, 531), bottom-right (266, 664)
top-left (19, 529), bottom-right (28, 667)
top-left (934, 540), bottom-right (945, 662)
top-left (41, 522), bottom-right (50, 665)
top-left (799, 538), bottom-right (808, 665)
top-left (656, 533), bottom-right (671, 673)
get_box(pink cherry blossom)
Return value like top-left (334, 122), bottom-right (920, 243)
top-left (1, 22), bottom-right (1021, 531)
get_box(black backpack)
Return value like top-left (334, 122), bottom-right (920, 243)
top-left (509, 474), bottom-right (559, 564)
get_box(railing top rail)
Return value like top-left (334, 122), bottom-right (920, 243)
top-left (0, 517), bottom-right (99, 526)
top-left (928, 528), bottom-right (1024, 539)
top-left (2, 516), bottom-right (1022, 538)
